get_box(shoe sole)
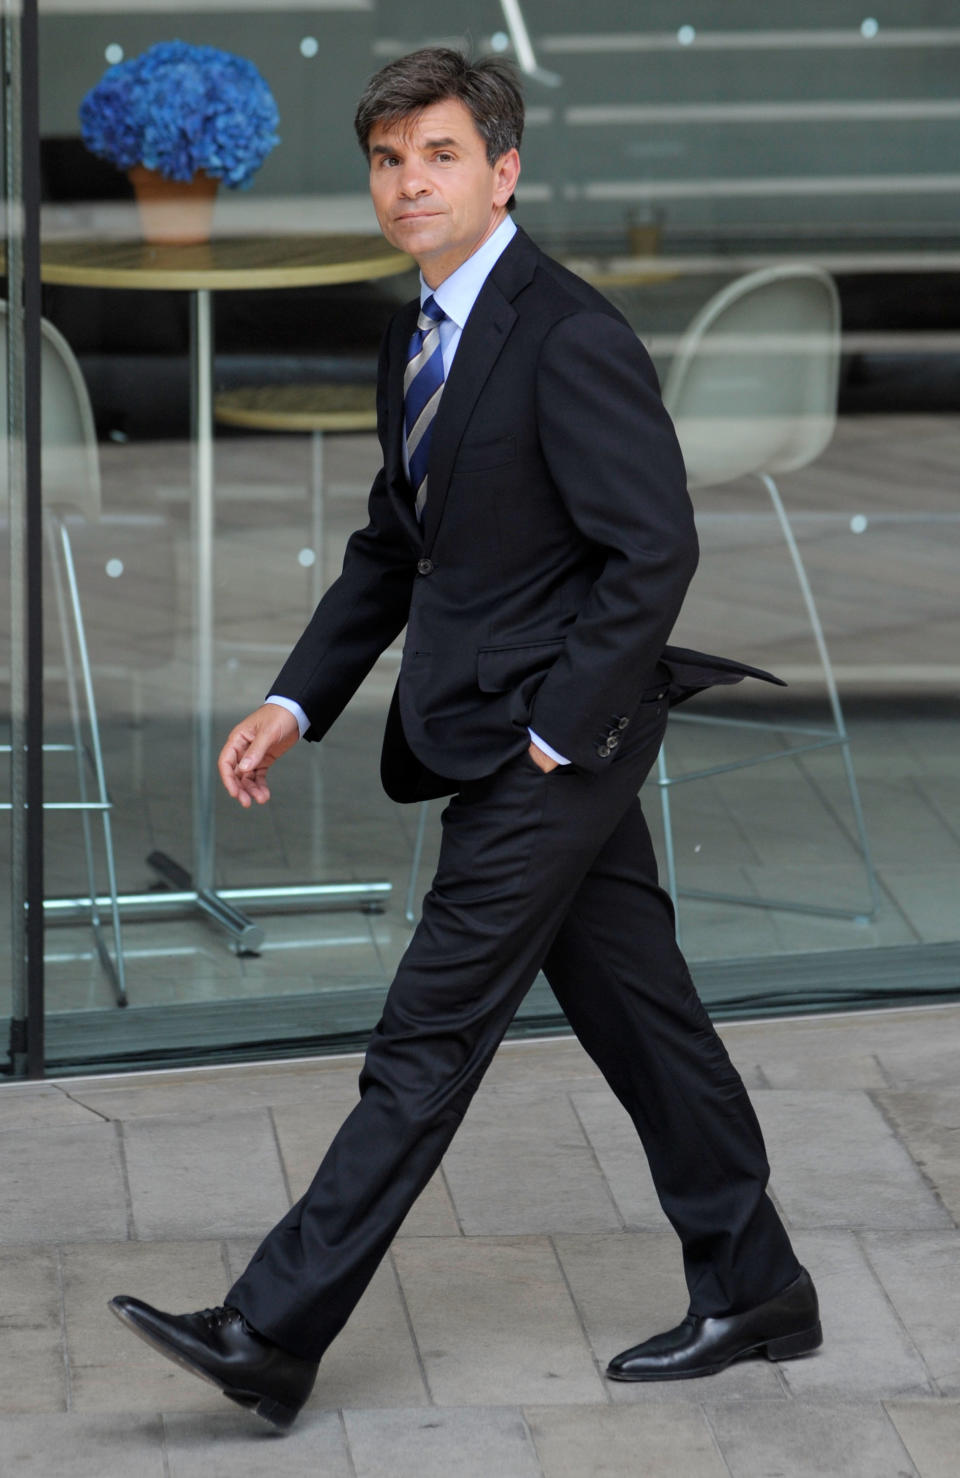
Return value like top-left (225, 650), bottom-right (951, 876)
top-left (605, 1321), bottom-right (823, 1382)
top-left (108, 1300), bottom-right (300, 1430)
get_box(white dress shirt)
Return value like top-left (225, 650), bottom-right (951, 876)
top-left (267, 214), bottom-right (569, 766)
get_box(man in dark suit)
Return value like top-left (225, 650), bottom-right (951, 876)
top-left (110, 48), bottom-right (821, 1429)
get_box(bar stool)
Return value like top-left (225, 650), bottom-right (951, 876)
top-left (1, 305), bottom-right (127, 1003)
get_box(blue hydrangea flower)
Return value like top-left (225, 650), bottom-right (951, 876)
top-left (79, 40), bottom-right (280, 189)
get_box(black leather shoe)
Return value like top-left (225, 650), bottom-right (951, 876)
top-left (606, 1267), bottom-right (822, 1382)
top-left (108, 1296), bottom-right (318, 1429)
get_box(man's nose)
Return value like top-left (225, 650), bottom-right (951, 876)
top-left (397, 166), bottom-right (430, 197)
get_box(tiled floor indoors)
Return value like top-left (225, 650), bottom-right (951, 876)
top-left (3, 411), bottom-right (957, 1035)
top-left (1, 1005), bottom-right (959, 1475)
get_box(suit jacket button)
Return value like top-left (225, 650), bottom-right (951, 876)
top-left (417, 558), bottom-right (434, 575)
top-left (618, 716), bottom-right (629, 730)
top-left (598, 744), bottom-right (611, 758)
top-left (607, 735), bottom-right (619, 749)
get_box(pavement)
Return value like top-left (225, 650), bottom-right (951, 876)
top-left (1, 1002), bottom-right (959, 1476)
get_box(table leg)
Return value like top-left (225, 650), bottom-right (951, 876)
top-left (144, 292), bottom-right (389, 954)
top-left (192, 286), bottom-right (215, 893)
top-left (147, 288), bottom-right (265, 951)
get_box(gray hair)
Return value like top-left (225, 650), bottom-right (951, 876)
top-left (354, 48), bottom-right (524, 206)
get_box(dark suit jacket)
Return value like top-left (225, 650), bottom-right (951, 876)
top-left (272, 227), bottom-right (779, 803)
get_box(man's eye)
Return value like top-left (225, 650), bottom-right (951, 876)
top-left (436, 152), bottom-right (454, 163)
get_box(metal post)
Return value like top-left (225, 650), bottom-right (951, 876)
top-left (191, 288), bottom-right (215, 895)
top-left (4, 0), bottom-right (43, 1076)
top-left (148, 287), bottom-right (268, 951)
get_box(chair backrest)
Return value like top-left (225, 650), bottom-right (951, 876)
top-left (661, 265), bottom-right (840, 490)
top-left (0, 300), bottom-right (101, 518)
top-left (1, 305), bottom-right (179, 678)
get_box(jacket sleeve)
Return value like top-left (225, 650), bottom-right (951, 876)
top-left (269, 335), bottom-right (416, 742)
top-left (528, 310), bottom-right (699, 771)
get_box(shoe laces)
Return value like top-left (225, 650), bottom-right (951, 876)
top-left (198, 1305), bottom-right (243, 1331)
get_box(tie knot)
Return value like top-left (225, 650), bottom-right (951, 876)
top-left (418, 295), bottom-right (446, 332)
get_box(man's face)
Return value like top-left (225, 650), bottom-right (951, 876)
top-left (367, 98), bottom-right (520, 287)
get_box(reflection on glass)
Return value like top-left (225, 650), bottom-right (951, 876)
top-left (2, 0), bottom-right (954, 1074)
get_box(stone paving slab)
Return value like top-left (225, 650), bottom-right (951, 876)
top-left (861, 1232), bottom-right (960, 1395)
top-left (0, 1412), bottom-right (167, 1477)
top-left (721, 1019), bottom-right (893, 1091)
top-left (552, 1231), bottom-right (787, 1402)
top-left (781, 1231), bottom-right (933, 1398)
top-left (265, 1099), bottom-right (348, 1202)
top-left (122, 1111), bottom-right (289, 1240)
top-left (62, 1240), bottom-right (230, 1413)
top-left (885, 1399), bottom-right (960, 1478)
top-left (0, 1248), bottom-right (66, 1413)
top-left (0, 1121), bottom-right (129, 1245)
top-left (0, 1083), bottom-right (103, 1132)
top-left (391, 1235), bottom-right (606, 1407)
top-left (849, 1009), bottom-right (960, 1093)
top-left (63, 1059), bottom-right (363, 1123)
top-left (442, 1089), bottom-right (622, 1236)
top-left (569, 1088), bottom-right (675, 1230)
top-left (874, 1087), bottom-right (960, 1222)
top-left (525, 1401), bottom-right (729, 1477)
top-left (719, 1007), bottom-right (960, 1093)
top-left (162, 1409), bottom-right (353, 1476)
top-left (757, 1091), bottom-right (952, 1230)
top-left (705, 1399), bottom-right (920, 1478)
top-left (1, 1009), bottom-right (959, 1473)
top-left (343, 1405), bottom-right (542, 1478)
top-left (480, 1037), bottom-right (605, 1088)
top-left (396, 1169), bottom-right (462, 1238)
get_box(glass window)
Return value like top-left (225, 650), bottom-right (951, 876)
top-left (1, 1), bottom-right (956, 1078)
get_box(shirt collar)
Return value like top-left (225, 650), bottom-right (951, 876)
top-left (420, 215), bottom-right (517, 329)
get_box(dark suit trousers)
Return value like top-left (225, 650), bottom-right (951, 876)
top-left (227, 698), bottom-right (800, 1362)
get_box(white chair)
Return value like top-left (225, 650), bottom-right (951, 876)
top-left (656, 264), bottom-right (879, 926)
top-left (1, 303), bottom-right (126, 1003)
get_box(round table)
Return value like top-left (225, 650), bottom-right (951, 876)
top-left (42, 235), bottom-right (411, 949)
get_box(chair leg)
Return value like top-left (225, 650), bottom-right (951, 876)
top-left (50, 516), bottom-right (128, 1006)
top-left (310, 429), bottom-right (325, 612)
top-left (760, 473), bottom-right (881, 919)
top-left (404, 800), bottom-right (430, 924)
top-left (655, 741), bottom-right (680, 936)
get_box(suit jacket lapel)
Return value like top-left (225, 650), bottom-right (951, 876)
top-left (421, 282), bottom-right (516, 550)
top-left (386, 228), bottom-right (540, 552)
top-left (384, 300), bottom-right (422, 548)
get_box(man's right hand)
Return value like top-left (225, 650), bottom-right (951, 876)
top-left (217, 703), bottom-right (301, 808)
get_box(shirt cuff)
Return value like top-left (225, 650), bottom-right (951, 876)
top-left (527, 728), bottom-right (570, 766)
top-left (265, 695), bottom-right (310, 739)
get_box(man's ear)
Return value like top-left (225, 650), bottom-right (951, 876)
top-left (493, 148), bottom-right (521, 207)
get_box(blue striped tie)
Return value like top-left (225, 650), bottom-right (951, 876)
top-left (404, 294), bottom-right (447, 520)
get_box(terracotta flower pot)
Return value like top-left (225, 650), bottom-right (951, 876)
top-left (128, 163), bottom-right (219, 245)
